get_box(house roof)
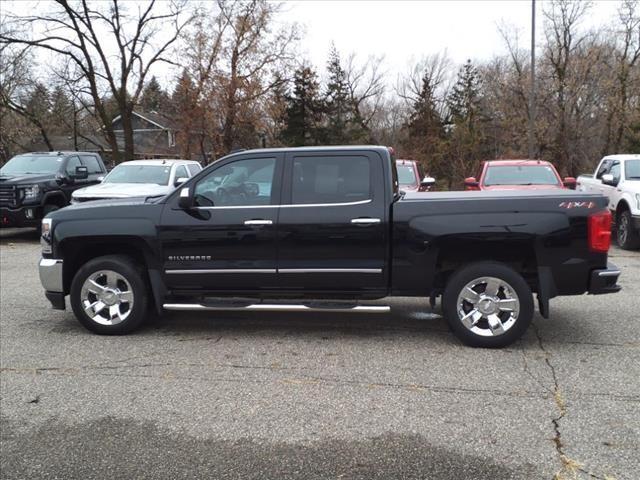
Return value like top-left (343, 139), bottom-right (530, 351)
top-left (112, 110), bottom-right (179, 130)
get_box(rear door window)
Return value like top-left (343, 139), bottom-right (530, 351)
top-left (291, 155), bottom-right (371, 205)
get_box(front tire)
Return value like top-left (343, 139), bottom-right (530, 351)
top-left (70, 255), bottom-right (148, 335)
top-left (442, 262), bottom-right (534, 348)
top-left (617, 210), bottom-right (640, 250)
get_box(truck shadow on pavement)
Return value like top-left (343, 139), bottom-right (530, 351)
top-left (0, 416), bottom-right (540, 480)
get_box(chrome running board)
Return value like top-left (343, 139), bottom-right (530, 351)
top-left (162, 303), bottom-right (390, 313)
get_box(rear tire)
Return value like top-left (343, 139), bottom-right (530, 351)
top-left (617, 210), bottom-right (640, 250)
top-left (442, 262), bottom-right (534, 348)
top-left (70, 255), bottom-right (148, 335)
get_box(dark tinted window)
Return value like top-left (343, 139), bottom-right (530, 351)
top-left (81, 155), bottom-right (103, 173)
top-left (292, 155), bottom-right (371, 205)
top-left (65, 156), bottom-right (82, 175)
top-left (194, 157), bottom-right (276, 207)
top-left (609, 162), bottom-right (621, 182)
top-left (596, 160), bottom-right (612, 179)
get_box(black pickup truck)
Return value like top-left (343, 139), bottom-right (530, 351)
top-left (38, 146), bottom-right (621, 347)
top-left (1, 151), bottom-right (106, 228)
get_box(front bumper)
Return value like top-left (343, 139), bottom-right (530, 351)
top-left (632, 214), bottom-right (640, 232)
top-left (588, 262), bottom-right (622, 295)
top-left (1, 206), bottom-right (41, 228)
top-left (39, 258), bottom-right (66, 310)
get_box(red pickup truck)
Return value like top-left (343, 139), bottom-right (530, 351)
top-left (464, 160), bottom-right (576, 191)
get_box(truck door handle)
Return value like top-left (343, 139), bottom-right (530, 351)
top-left (244, 219), bottom-right (273, 226)
top-left (350, 218), bottom-right (381, 225)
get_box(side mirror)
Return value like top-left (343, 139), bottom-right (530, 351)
top-left (174, 177), bottom-right (188, 187)
top-left (419, 176), bottom-right (436, 191)
top-left (97, 176), bottom-right (105, 182)
top-left (601, 173), bottom-right (616, 186)
top-left (562, 176), bottom-right (576, 189)
top-left (178, 187), bottom-right (194, 209)
top-left (464, 177), bottom-right (479, 190)
top-left (70, 165), bottom-right (88, 180)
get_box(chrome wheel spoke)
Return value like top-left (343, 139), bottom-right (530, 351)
top-left (119, 291), bottom-right (134, 303)
top-left (484, 278), bottom-right (501, 296)
top-left (461, 287), bottom-right (480, 305)
top-left (87, 279), bottom-right (107, 295)
top-left (461, 309), bottom-right (482, 329)
top-left (497, 298), bottom-right (518, 312)
top-left (105, 272), bottom-right (119, 288)
top-left (487, 314), bottom-right (505, 335)
top-left (85, 300), bottom-right (106, 317)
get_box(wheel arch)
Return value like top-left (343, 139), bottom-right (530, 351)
top-left (42, 191), bottom-right (68, 208)
top-left (59, 236), bottom-right (163, 313)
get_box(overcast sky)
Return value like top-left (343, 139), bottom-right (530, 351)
top-left (282, 0), bottom-right (621, 73)
top-left (5, 0), bottom-right (623, 85)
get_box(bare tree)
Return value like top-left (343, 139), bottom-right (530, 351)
top-left (343, 53), bottom-right (386, 140)
top-left (542, 0), bottom-right (597, 175)
top-left (0, 0), bottom-right (191, 162)
top-left (212, 0), bottom-right (299, 153)
top-left (603, 0), bottom-right (640, 153)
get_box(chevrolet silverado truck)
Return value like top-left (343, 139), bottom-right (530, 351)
top-left (38, 146), bottom-right (621, 348)
top-left (1, 151), bottom-right (106, 228)
top-left (577, 154), bottom-right (640, 250)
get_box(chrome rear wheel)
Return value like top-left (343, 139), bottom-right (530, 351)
top-left (456, 276), bottom-right (520, 337)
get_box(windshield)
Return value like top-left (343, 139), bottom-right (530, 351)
top-left (625, 160), bottom-right (640, 180)
top-left (484, 165), bottom-right (560, 186)
top-left (0, 155), bottom-right (62, 175)
top-left (397, 164), bottom-right (418, 185)
top-left (104, 164), bottom-right (172, 185)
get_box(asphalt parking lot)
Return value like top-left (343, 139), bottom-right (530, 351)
top-left (0, 228), bottom-right (638, 480)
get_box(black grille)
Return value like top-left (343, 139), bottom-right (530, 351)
top-left (0, 185), bottom-right (17, 207)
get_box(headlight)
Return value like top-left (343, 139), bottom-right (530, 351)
top-left (636, 193), bottom-right (640, 211)
top-left (41, 218), bottom-right (52, 254)
top-left (22, 184), bottom-right (40, 200)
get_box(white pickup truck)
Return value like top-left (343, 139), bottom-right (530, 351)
top-left (577, 154), bottom-right (640, 249)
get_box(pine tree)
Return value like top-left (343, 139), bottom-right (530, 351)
top-left (139, 76), bottom-right (170, 113)
top-left (281, 66), bottom-right (324, 146)
top-left (170, 70), bottom-right (199, 158)
top-left (445, 59), bottom-right (489, 187)
top-left (323, 46), bottom-right (368, 145)
top-left (403, 73), bottom-right (445, 180)
top-left (447, 59), bottom-right (483, 125)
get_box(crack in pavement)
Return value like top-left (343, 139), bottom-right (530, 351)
top-left (531, 323), bottom-right (611, 480)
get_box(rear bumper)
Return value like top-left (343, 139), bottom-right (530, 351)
top-left (0, 206), bottom-right (41, 228)
top-left (39, 258), bottom-right (66, 310)
top-left (588, 262), bottom-right (622, 295)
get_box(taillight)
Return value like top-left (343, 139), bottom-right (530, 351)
top-left (588, 210), bottom-right (612, 253)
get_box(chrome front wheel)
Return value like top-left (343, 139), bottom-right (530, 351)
top-left (80, 270), bottom-right (134, 325)
top-left (456, 276), bottom-right (520, 337)
top-left (71, 255), bottom-right (148, 335)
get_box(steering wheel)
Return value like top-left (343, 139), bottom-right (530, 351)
top-left (214, 187), bottom-right (231, 205)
